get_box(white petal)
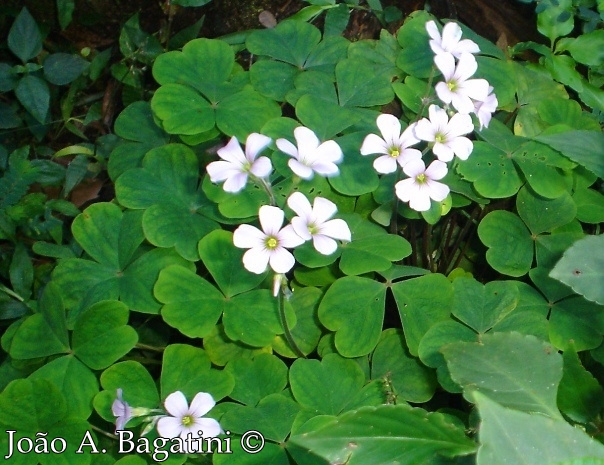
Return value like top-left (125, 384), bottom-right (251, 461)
top-left (425, 20), bottom-right (441, 41)
top-left (314, 140), bottom-right (343, 163)
top-left (242, 247), bottom-right (270, 274)
top-left (455, 53), bottom-right (478, 81)
top-left (429, 104), bottom-right (449, 129)
top-left (217, 137), bottom-right (245, 164)
top-left (456, 38), bottom-right (480, 55)
top-left (291, 217), bottom-right (312, 241)
top-left (462, 79), bottom-right (490, 101)
top-left (441, 22), bottom-right (463, 50)
top-left (449, 136), bottom-right (473, 160)
top-left (233, 224), bottom-right (265, 249)
top-left (311, 161), bottom-right (340, 177)
top-left (409, 190), bottom-right (432, 211)
top-left (360, 133), bottom-right (388, 156)
top-left (287, 192), bottom-right (312, 218)
top-left (396, 148), bottom-right (422, 167)
top-left (427, 180), bottom-right (450, 201)
top-left (447, 113), bottom-right (474, 137)
top-left (399, 123), bottom-right (420, 147)
top-left (164, 391), bottom-right (189, 418)
top-left (434, 53), bottom-right (456, 80)
top-left (245, 133), bottom-right (272, 161)
top-left (376, 114), bottom-right (402, 145)
top-left (450, 93), bottom-right (475, 115)
top-left (425, 160), bottom-right (448, 180)
top-left (373, 155), bottom-right (397, 174)
top-left (312, 196), bottom-right (338, 224)
top-left (189, 392), bottom-right (215, 418)
top-left (402, 158), bottom-right (426, 178)
top-left (288, 159), bottom-right (314, 179)
top-left (268, 248), bottom-right (296, 273)
top-left (276, 138), bottom-right (298, 158)
top-left (435, 82), bottom-right (454, 105)
top-left (157, 416), bottom-right (184, 438)
top-left (313, 235), bottom-right (338, 255)
top-left (432, 142), bottom-right (455, 162)
top-left (194, 418), bottom-right (223, 438)
top-left (206, 161), bottom-right (237, 183)
top-left (395, 178), bottom-right (419, 202)
top-left (321, 218), bottom-right (351, 241)
top-left (279, 224), bottom-right (306, 248)
top-left (294, 126), bottom-right (320, 155)
top-left (259, 205), bottom-right (284, 236)
top-left (413, 118), bottom-right (436, 142)
top-left (222, 172), bottom-right (249, 193)
top-left (250, 156), bottom-right (272, 178)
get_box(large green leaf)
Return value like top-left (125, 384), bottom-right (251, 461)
top-left (8, 8), bottom-right (42, 63)
top-left (516, 187), bottom-right (576, 235)
top-left (442, 332), bottom-right (563, 418)
top-left (288, 404), bottom-right (477, 465)
top-left (536, 131), bottom-right (604, 179)
top-left (15, 75), bottom-right (49, 123)
top-left (475, 393), bottom-right (604, 465)
top-left (391, 273), bottom-right (454, 356)
top-left (550, 235), bottom-right (604, 305)
top-left (318, 276), bottom-right (386, 357)
top-left (335, 58), bottom-right (394, 107)
top-left (225, 354), bottom-right (288, 406)
top-left (116, 144), bottom-right (219, 260)
top-left (43, 53), bottom-right (90, 85)
top-left (549, 296), bottom-right (604, 351)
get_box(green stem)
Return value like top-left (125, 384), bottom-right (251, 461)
top-left (0, 284), bottom-right (24, 302)
top-left (277, 282), bottom-right (305, 359)
top-left (254, 176), bottom-right (277, 206)
top-left (135, 342), bottom-right (166, 352)
top-left (90, 424), bottom-right (117, 440)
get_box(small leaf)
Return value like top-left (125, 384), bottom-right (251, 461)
top-left (8, 8), bottom-right (42, 63)
top-left (15, 75), bottom-right (49, 124)
top-left (225, 354), bottom-right (288, 406)
top-left (43, 53), bottom-right (90, 85)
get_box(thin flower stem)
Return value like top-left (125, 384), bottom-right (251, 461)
top-left (389, 166), bottom-right (403, 235)
top-left (0, 284), bottom-right (24, 302)
top-left (277, 287), bottom-right (305, 359)
top-left (446, 205), bottom-right (482, 275)
top-left (135, 342), bottom-right (166, 352)
top-left (90, 424), bottom-right (117, 440)
top-left (254, 176), bottom-right (277, 206)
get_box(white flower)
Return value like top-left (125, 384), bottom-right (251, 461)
top-left (425, 20), bottom-right (480, 59)
top-left (233, 205), bottom-right (304, 274)
top-left (206, 133), bottom-right (272, 193)
top-left (157, 391), bottom-right (222, 452)
top-left (473, 86), bottom-right (498, 129)
top-left (360, 114), bottom-right (422, 174)
top-left (112, 389), bottom-right (132, 432)
top-left (276, 127), bottom-right (343, 180)
top-left (414, 105), bottom-right (474, 162)
top-left (434, 53), bottom-right (489, 114)
top-left (287, 192), bottom-right (351, 255)
top-left (395, 159), bottom-right (450, 212)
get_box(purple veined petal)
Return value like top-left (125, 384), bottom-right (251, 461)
top-left (312, 234), bottom-right (338, 255)
top-left (312, 196), bottom-right (338, 223)
top-left (291, 217), bottom-right (312, 241)
top-left (315, 140), bottom-right (343, 163)
top-left (321, 218), bottom-right (351, 242)
top-left (242, 247), bottom-right (270, 274)
top-left (206, 161), bottom-right (238, 183)
top-left (409, 190), bottom-right (432, 212)
top-left (376, 113), bottom-right (402, 146)
top-left (360, 133), bottom-right (389, 156)
top-left (402, 158), bottom-right (427, 178)
top-left (425, 160), bottom-right (448, 180)
top-left (394, 178), bottom-right (419, 203)
top-left (447, 112), bottom-right (475, 137)
top-left (217, 136), bottom-right (246, 165)
top-left (441, 22), bottom-right (463, 50)
top-left (373, 155), bottom-right (398, 174)
top-left (222, 172), bottom-right (249, 193)
top-left (456, 38), bottom-right (480, 55)
top-left (164, 391), bottom-right (190, 418)
top-left (396, 148), bottom-right (423, 168)
top-left (312, 161), bottom-right (340, 177)
top-left (427, 179), bottom-right (450, 202)
top-left (268, 247), bottom-right (296, 273)
top-left (245, 133), bottom-right (272, 161)
top-left (449, 136), bottom-right (473, 160)
top-left (259, 205), bottom-right (285, 236)
top-left (157, 416), bottom-right (184, 438)
top-left (279, 224), bottom-right (306, 248)
top-left (276, 138), bottom-right (298, 158)
top-left (413, 117), bottom-right (436, 142)
top-left (288, 159), bottom-right (314, 179)
top-left (287, 192), bottom-right (313, 219)
top-left (189, 392), bottom-right (216, 418)
top-left (195, 418), bottom-right (223, 438)
top-left (233, 224), bottom-right (266, 249)
top-left (432, 142), bottom-right (455, 162)
top-left (294, 126), bottom-right (320, 156)
top-left (434, 53), bottom-right (456, 80)
top-left (250, 156), bottom-right (272, 178)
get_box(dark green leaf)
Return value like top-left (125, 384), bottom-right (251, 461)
top-left (8, 8), bottom-right (42, 63)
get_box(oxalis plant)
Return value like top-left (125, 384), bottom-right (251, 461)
top-left (1, 5), bottom-right (604, 465)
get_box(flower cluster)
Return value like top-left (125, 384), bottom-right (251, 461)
top-left (112, 389), bottom-right (222, 454)
top-left (361, 20), bottom-right (497, 212)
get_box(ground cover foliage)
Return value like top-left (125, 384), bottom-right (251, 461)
top-left (0, 0), bottom-right (603, 464)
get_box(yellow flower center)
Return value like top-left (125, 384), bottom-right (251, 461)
top-left (435, 133), bottom-right (446, 144)
top-left (308, 223), bottom-right (320, 235)
top-left (416, 173), bottom-right (427, 184)
top-left (266, 237), bottom-right (278, 249)
top-left (447, 80), bottom-right (457, 92)
top-left (182, 415), bottom-right (194, 427)
top-left (388, 147), bottom-right (400, 158)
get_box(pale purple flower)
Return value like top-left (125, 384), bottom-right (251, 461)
top-left (233, 205), bottom-right (304, 274)
top-left (112, 389), bottom-right (132, 432)
top-left (276, 127), bottom-right (343, 180)
top-left (434, 53), bottom-right (490, 114)
top-left (414, 105), bottom-right (474, 162)
top-left (287, 192), bottom-right (351, 255)
top-left (360, 114), bottom-right (422, 174)
top-left (157, 391), bottom-right (222, 452)
top-left (473, 86), bottom-right (498, 129)
top-left (395, 159), bottom-right (450, 212)
top-left (206, 133), bottom-right (272, 193)
top-left (426, 20), bottom-right (480, 59)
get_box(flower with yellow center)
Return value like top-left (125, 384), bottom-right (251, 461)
top-left (395, 158), bottom-right (450, 212)
top-left (360, 114), bottom-right (422, 174)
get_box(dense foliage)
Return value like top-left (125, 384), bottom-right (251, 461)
top-left (0, 0), bottom-right (603, 464)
